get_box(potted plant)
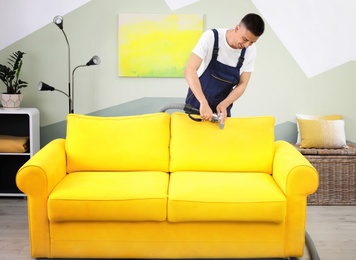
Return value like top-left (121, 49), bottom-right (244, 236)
top-left (0, 51), bottom-right (28, 109)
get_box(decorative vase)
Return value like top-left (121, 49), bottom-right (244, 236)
top-left (1, 93), bottom-right (24, 109)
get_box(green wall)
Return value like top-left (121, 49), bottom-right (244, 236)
top-left (1, 0), bottom-right (355, 145)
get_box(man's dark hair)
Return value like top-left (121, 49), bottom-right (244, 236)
top-left (240, 13), bottom-right (265, 37)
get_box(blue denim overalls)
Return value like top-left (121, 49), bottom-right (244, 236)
top-left (186, 29), bottom-right (246, 117)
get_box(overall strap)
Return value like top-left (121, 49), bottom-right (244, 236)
top-left (211, 29), bottom-right (219, 60)
top-left (237, 47), bottom-right (246, 68)
top-left (212, 28), bottom-right (245, 69)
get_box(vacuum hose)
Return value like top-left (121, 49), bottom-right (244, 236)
top-left (159, 103), bottom-right (224, 129)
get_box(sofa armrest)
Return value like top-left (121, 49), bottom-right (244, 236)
top-left (16, 138), bottom-right (67, 258)
top-left (273, 140), bottom-right (319, 196)
top-left (17, 138), bottom-right (67, 196)
top-left (273, 140), bottom-right (319, 256)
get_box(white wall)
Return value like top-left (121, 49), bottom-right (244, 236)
top-left (0, 0), bottom-right (91, 50)
top-left (1, 0), bottom-right (356, 142)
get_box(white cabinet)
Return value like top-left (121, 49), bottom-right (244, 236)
top-left (0, 108), bottom-right (40, 196)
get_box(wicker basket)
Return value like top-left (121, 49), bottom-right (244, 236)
top-left (295, 144), bottom-right (356, 206)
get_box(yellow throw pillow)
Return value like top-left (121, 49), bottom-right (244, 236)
top-left (295, 114), bottom-right (342, 145)
top-left (298, 119), bottom-right (347, 149)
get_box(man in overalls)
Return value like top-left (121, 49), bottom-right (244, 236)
top-left (185, 13), bottom-right (265, 124)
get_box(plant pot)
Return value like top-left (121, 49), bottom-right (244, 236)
top-left (1, 93), bottom-right (24, 110)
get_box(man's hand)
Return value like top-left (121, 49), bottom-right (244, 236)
top-left (200, 101), bottom-right (213, 121)
top-left (216, 103), bottom-right (228, 124)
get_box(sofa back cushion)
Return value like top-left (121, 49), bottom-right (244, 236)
top-left (66, 113), bottom-right (170, 173)
top-left (170, 113), bottom-right (275, 173)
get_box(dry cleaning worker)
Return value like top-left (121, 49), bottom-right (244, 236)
top-left (184, 13), bottom-right (265, 125)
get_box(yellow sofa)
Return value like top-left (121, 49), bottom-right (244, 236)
top-left (16, 112), bottom-right (318, 259)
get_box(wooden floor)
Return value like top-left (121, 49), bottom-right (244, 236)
top-left (0, 198), bottom-right (355, 260)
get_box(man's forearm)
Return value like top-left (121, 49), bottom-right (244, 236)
top-left (185, 69), bottom-right (208, 105)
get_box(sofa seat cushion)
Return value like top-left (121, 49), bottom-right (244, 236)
top-left (168, 172), bottom-right (286, 223)
top-left (48, 171), bottom-right (169, 222)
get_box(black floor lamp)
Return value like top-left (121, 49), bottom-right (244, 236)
top-left (38, 15), bottom-right (100, 113)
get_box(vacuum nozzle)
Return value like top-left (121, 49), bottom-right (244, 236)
top-left (212, 113), bottom-right (224, 130)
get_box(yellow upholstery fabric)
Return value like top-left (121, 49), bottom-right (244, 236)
top-left (66, 113), bottom-right (170, 173)
top-left (49, 221), bottom-right (286, 259)
top-left (49, 171), bottom-right (169, 222)
top-left (16, 139), bottom-right (67, 258)
top-left (298, 119), bottom-right (347, 149)
top-left (273, 140), bottom-right (319, 196)
top-left (170, 113), bottom-right (275, 173)
top-left (168, 171), bottom-right (286, 222)
top-left (272, 140), bottom-right (319, 256)
top-left (15, 113), bottom-right (319, 259)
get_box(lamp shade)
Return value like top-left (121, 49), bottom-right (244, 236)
top-left (53, 15), bottom-right (63, 30)
top-left (86, 55), bottom-right (101, 66)
top-left (38, 81), bottom-right (55, 91)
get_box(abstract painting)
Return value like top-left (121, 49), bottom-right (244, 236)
top-left (118, 13), bottom-right (203, 77)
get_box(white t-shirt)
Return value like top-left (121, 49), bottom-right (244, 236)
top-left (192, 29), bottom-right (257, 77)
